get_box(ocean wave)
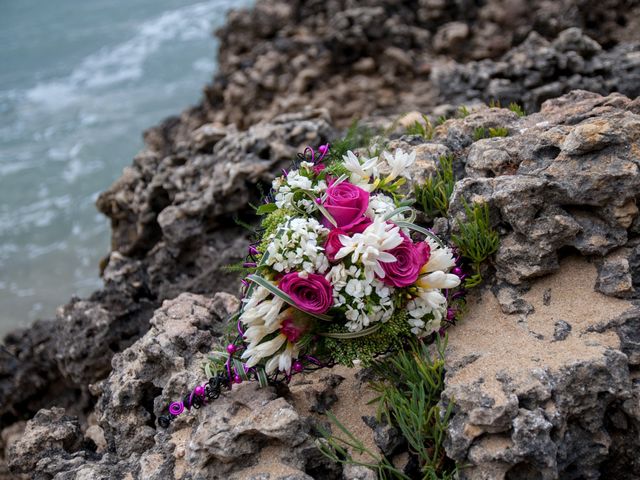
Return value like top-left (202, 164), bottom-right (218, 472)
top-left (24, 0), bottom-right (248, 108)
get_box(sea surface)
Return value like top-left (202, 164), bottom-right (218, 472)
top-left (0, 0), bottom-right (252, 337)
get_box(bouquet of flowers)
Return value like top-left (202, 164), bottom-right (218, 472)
top-left (159, 143), bottom-right (465, 426)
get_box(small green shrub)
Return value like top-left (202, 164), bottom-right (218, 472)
top-left (451, 202), bottom-right (499, 288)
top-left (316, 338), bottom-right (459, 480)
top-left (457, 105), bottom-right (470, 118)
top-left (508, 102), bottom-right (526, 117)
top-left (406, 114), bottom-right (435, 140)
top-left (414, 154), bottom-right (455, 218)
top-left (472, 126), bottom-right (508, 140)
top-left (327, 120), bottom-right (377, 164)
top-left (436, 115), bottom-right (448, 126)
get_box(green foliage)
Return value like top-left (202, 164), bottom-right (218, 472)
top-left (323, 310), bottom-right (413, 367)
top-left (508, 102), bottom-right (526, 117)
top-left (436, 115), bottom-right (448, 126)
top-left (317, 338), bottom-right (459, 479)
top-left (413, 154), bottom-right (455, 218)
top-left (488, 98), bottom-right (501, 108)
top-left (255, 203), bottom-right (277, 215)
top-left (405, 114), bottom-right (435, 140)
top-left (451, 202), bottom-right (499, 288)
top-left (457, 105), bottom-right (470, 118)
top-left (489, 127), bottom-right (509, 137)
top-left (316, 411), bottom-right (411, 480)
top-left (327, 120), bottom-right (378, 164)
top-left (369, 337), bottom-right (457, 478)
top-left (472, 126), bottom-right (509, 140)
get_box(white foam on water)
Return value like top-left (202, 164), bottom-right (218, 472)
top-left (24, 0), bottom-right (235, 108)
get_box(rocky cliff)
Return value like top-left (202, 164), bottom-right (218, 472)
top-left (2, 1), bottom-right (640, 479)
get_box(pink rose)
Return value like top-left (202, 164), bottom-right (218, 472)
top-left (279, 272), bottom-right (333, 314)
top-left (380, 238), bottom-right (431, 287)
top-left (322, 181), bottom-right (370, 232)
top-left (324, 228), bottom-right (346, 263)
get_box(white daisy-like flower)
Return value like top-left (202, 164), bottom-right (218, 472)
top-left (342, 150), bottom-right (378, 191)
top-left (334, 217), bottom-right (403, 282)
top-left (383, 148), bottom-right (416, 181)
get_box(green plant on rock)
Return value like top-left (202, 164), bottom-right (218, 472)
top-left (472, 126), bottom-right (509, 141)
top-left (451, 201), bottom-right (500, 288)
top-left (405, 114), bottom-right (435, 140)
top-left (414, 154), bottom-right (455, 218)
top-left (327, 120), bottom-right (378, 165)
top-left (457, 105), bottom-right (470, 118)
top-left (316, 337), bottom-right (459, 480)
top-left (316, 411), bottom-right (411, 480)
top-left (508, 102), bottom-right (526, 117)
top-left (370, 337), bottom-right (457, 479)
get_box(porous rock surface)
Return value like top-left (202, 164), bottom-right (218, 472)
top-left (206, 0), bottom-right (640, 128)
top-left (443, 257), bottom-right (640, 479)
top-left (434, 28), bottom-right (640, 114)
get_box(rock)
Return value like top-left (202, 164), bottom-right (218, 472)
top-left (341, 464), bottom-right (377, 480)
top-left (443, 257), bottom-right (640, 479)
top-left (595, 248), bottom-right (637, 298)
top-left (433, 29), bottom-right (640, 114)
top-left (442, 91), bottom-right (640, 286)
top-left (552, 320), bottom-right (572, 342)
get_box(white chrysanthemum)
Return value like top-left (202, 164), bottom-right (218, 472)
top-left (383, 148), bottom-right (416, 181)
top-left (264, 217), bottom-right (330, 274)
top-left (334, 217), bottom-right (403, 282)
top-left (342, 150), bottom-right (378, 192)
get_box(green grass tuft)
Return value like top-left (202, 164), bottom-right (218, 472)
top-left (451, 202), bottom-right (499, 288)
top-left (414, 154), bottom-right (455, 219)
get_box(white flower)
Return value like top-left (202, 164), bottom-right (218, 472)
top-left (334, 217), bottom-right (403, 282)
top-left (422, 241), bottom-right (456, 273)
top-left (241, 307), bottom-right (303, 374)
top-left (416, 271), bottom-right (460, 290)
top-left (239, 287), bottom-right (285, 330)
top-left (383, 149), bottom-right (416, 181)
top-left (264, 216), bottom-right (330, 274)
top-left (342, 150), bottom-right (378, 191)
top-left (272, 169), bottom-right (326, 212)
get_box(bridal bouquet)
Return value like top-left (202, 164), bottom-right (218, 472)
top-left (235, 144), bottom-right (463, 375)
top-left (160, 143), bottom-right (465, 425)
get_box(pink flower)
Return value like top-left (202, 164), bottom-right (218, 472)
top-left (313, 163), bottom-right (326, 175)
top-left (380, 237), bottom-right (431, 287)
top-left (322, 181), bottom-right (370, 232)
top-left (324, 228), bottom-right (346, 263)
top-left (279, 272), bottom-right (333, 314)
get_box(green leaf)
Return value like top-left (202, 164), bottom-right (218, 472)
top-left (395, 221), bottom-right (445, 247)
top-left (232, 358), bottom-right (249, 381)
top-left (256, 367), bottom-right (269, 388)
top-left (383, 206), bottom-right (412, 221)
top-left (256, 203), bottom-right (278, 215)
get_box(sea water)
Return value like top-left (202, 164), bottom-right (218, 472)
top-left (0, 0), bottom-right (253, 337)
